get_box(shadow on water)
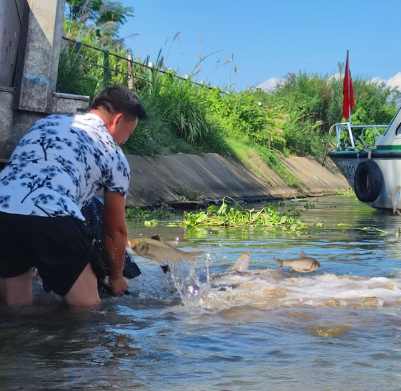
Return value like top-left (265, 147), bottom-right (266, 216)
top-left (2, 195), bottom-right (401, 390)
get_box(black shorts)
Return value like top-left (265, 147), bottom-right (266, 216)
top-left (0, 212), bottom-right (105, 297)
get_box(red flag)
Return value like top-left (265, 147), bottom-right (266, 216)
top-left (342, 51), bottom-right (354, 120)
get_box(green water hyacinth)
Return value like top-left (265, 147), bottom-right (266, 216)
top-left (181, 197), bottom-right (311, 232)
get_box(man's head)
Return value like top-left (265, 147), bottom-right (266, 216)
top-left (90, 86), bottom-right (147, 145)
top-left (90, 86), bottom-right (147, 121)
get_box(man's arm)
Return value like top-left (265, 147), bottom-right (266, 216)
top-left (103, 190), bottom-right (129, 296)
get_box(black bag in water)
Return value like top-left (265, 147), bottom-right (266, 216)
top-left (81, 197), bottom-right (141, 280)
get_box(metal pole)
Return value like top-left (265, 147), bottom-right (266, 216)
top-left (148, 62), bottom-right (154, 85)
top-left (76, 36), bottom-right (82, 54)
top-left (128, 54), bottom-right (133, 90)
top-left (336, 125), bottom-right (341, 150)
top-left (104, 46), bottom-right (110, 87)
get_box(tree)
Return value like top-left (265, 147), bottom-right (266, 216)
top-left (65, 0), bottom-right (134, 28)
top-left (65, 0), bottom-right (134, 44)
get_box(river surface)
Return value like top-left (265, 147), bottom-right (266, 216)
top-left (2, 195), bottom-right (401, 390)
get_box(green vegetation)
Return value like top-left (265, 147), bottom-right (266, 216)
top-left (65, 0), bottom-right (134, 44)
top-left (124, 197), bottom-right (327, 233)
top-left (336, 187), bottom-right (355, 196)
top-left (253, 70), bottom-right (400, 161)
top-left (180, 197), bottom-right (324, 233)
top-left (124, 73), bottom-right (232, 156)
top-left (125, 206), bottom-right (172, 224)
top-left (58, 2), bottom-right (401, 189)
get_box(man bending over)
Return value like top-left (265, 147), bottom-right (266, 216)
top-left (0, 86), bottom-right (146, 308)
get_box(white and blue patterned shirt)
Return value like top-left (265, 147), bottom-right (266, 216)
top-left (0, 113), bottom-right (130, 220)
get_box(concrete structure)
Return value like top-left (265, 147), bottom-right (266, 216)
top-left (126, 154), bottom-right (349, 208)
top-left (0, 0), bottom-right (89, 161)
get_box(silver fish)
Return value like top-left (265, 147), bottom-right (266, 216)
top-left (128, 238), bottom-right (206, 264)
top-left (274, 250), bottom-right (320, 273)
top-left (391, 186), bottom-right (401, 215)
top-left (234, 252), bottom-right (250, 272)
top-left (150, 234), bottom-right (179, 248)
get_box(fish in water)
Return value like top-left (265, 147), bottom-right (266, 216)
top-left (274, 250), bottom-right (320, 273)
top-left (150, 234), bottom-right (170, 273)
top-left (150, 234), bottom-right (179, 248)
top-left (391, 185), bottom-right (401, 215)
top-left (234, 252), bottom-right (250, 272)
top-left (128, 238), bottom-right (206, 264)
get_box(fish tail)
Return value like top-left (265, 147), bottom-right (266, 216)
top-left (274, 258), bottom-right (283, 271)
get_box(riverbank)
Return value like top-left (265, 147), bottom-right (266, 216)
top-left (126, 153), bottom-right (349, 208)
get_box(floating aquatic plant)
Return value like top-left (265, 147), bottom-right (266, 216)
top-left (181, 196), bottom-right (320, 232)
top-left (358, 227), bottom-right (388, 235)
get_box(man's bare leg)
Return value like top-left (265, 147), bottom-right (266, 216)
top-left (63, 263), bottom-right (101, 308)
top-left (0, 268), bottom-right (34, 306)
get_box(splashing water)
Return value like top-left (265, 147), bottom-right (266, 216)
top-left (157, 254), bottom-right (401, 312)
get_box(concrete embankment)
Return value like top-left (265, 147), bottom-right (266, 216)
top-left (125, 153), bottom-right (349, 208)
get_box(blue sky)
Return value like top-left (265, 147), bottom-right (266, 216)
top-left (118, 0), bottom-right (401, 91)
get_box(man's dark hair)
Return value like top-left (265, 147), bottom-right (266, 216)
top-left (90, 86), bottom-right (147, 120)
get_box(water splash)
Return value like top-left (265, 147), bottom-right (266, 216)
top-left (158, 254), bottom-right (401, 311)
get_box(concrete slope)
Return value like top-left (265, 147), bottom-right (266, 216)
top-left (281, 157), bottom-right (349, 196)
top-left (126, 153), bottom-right (349, 207)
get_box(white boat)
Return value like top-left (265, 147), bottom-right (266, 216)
top-left (325, 107), bottom-right (401, 212)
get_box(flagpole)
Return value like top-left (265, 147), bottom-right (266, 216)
top-left (347, 50), bottom-right (352, 126)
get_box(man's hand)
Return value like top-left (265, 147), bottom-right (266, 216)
top-left (103, 190), bottom-right (129, 297)
top-left (109, 275), bottom-right (129, 296)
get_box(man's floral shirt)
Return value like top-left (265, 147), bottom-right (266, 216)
top-left (0, 113), bottom-right (130, 220)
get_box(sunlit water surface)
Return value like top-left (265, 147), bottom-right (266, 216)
top-left (2, 196), bottom-right (401, 390)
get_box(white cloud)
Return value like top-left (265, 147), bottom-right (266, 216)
top-left (370, 76), bottom-right (385, 85)
top-left (329, 73), bottom-right (342, 81)
top-left (256, 77), bottom-right (283, 91)
top-left (258, 72), bottom-right (401, 92)
top-left (370, 73), bottom-right (401, 90)
top-left (385, 72), bottom-right (401, 90)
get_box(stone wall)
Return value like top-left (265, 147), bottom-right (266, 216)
top-left (0, 0), bottom-right (89, 161)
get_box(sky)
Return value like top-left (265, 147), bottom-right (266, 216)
top-left (118, 0), bottom-right (401, 91)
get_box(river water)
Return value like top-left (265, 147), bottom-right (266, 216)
top-left (1, 195), bottom-right (401, 390)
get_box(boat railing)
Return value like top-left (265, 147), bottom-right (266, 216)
top-left (333, 122), bottom-right (388, 151)
top-left (322, 122), bottom-right (388, 166)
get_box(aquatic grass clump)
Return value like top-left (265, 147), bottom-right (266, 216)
top-left (180, 197), bottom-right (318, 232)
top-left (125, 206), bottom-right (172, 222)
top-left (336, 187), bottom-right (355, 196)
